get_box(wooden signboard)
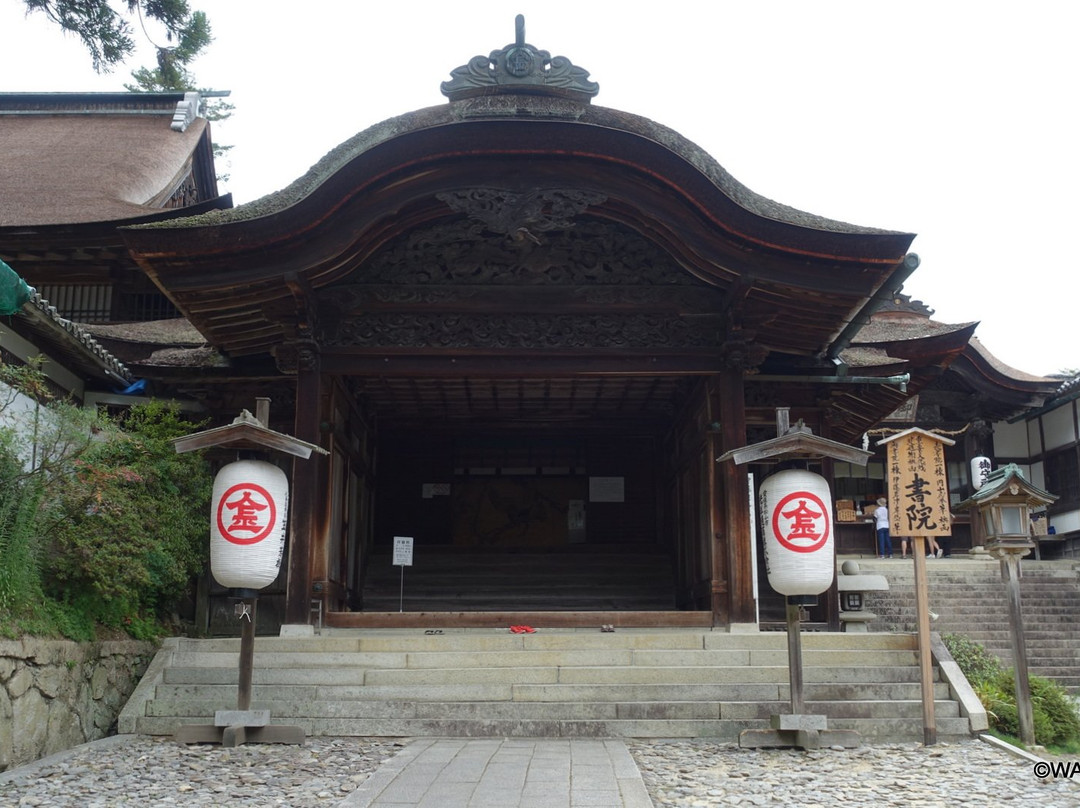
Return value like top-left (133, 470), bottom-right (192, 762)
top-left (877, 426), bottom-right (956, 746)
top-left (879, 427), bottom-right (955, 538)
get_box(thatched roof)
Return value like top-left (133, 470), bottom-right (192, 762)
top-left (0, 93), bottom-right (211, 227)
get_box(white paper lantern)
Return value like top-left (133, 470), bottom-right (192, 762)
top-left (210, 460), bottom-right (289, 590)
top-left (758, 469), bottom-right (834, 596)
top-left (971, 456), bottom-right (992, 491)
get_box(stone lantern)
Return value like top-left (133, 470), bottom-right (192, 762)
top-left (957, 463), bottom-right (1057, 747)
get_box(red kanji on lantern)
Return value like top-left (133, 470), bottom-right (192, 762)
top-left (216, 482), bottom-right (277, 545)
top-left (771, 491), bottom-right (830, 553)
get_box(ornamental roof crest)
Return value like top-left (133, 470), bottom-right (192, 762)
top-left (441, 15), bottom-right (599, 103)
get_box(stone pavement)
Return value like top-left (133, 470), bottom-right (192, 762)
top-left (2, 733), bottom-right (1078, 807)
top-left (340, 738), bottom-right (652, 807)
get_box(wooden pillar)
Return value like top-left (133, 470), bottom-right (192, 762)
top-left (706, 379), bottom-right (729, 625)
top-left (284, 342), bottom-right (324, 625)
top-left (717, 367), bottom-right (755, 625)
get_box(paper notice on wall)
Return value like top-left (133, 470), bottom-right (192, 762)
top-left (589, 476), bottom-right (624, 502)
top-left (422, 483), bottom-right (451, 499)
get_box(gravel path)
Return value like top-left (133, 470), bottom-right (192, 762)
top-left (1, 735), bottom-right (1077, 807)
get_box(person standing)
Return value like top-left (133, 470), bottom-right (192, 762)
top-left (873, 497), bottom-right (893, 558)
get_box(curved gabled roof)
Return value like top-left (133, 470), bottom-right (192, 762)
top-left (124, 92), bottom-right (916, 362)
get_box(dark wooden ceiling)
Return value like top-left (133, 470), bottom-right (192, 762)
top-left (350, 375), bottom-right (694, 427)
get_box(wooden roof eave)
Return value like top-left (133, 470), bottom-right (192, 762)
top-left (120, 103), bottom-right (917, 360)
top-left (123, 119), bottom-right (913, 276)
top-left (953, 340), bottom-right (1059, 396)
top-left (750, 324), bottom-right (977, 443)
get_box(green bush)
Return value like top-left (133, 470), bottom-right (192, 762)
top-left (0, 360), bottom-right (211, 639)
top-left (1031, 674), bottom-right (1080, 746)
top-left (44, 400), bottom-right (211, 631)
top-left (975, 667), bottom-right (1080, 746)
top-left (944, 633), bottom-right (1080, 746)
top-left (942, 632), bottom-right (1002, 686)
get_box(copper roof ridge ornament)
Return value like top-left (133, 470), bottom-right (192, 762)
top-left (441, 14), bottom-right (600, 103)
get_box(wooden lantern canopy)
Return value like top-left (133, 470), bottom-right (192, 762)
top-left (957, 463), bottom-right (1057, 555)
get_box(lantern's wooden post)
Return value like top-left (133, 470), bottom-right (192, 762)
top-left (911, 537), bottom-right (937, 746)
top-left (237, 597), bottom-right (257, 711)
top-left (786, 598), bottom-right (805, 715)
top-left (1002, 552), bottom-right (1036, 747)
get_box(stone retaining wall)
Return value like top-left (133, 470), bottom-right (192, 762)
top-left (0, 638), bottom-right (157, 771)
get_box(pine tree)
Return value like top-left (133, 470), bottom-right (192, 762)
top-left (22, 0), bottom-right (211, 75)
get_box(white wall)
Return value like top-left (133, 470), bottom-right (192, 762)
top-left (0, 323), bottom-right (84, 399)
top-left (993, 420), bottom-right (1029, 458)
top-left (1042, 404), bottom-right (1077, 452)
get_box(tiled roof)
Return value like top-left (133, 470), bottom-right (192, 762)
top-left (15, 290), bottom-right (131, 383)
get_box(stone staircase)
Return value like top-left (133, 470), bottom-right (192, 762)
top-left (857, 557), bottom-right (1080, 692)
top-left (120, 630), bottom-right (975, 741)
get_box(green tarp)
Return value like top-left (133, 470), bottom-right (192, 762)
top-left (0, 259), bottom-right (32, 315)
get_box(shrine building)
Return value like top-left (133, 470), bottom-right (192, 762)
top-left (2, 21), bottom-right (1061, 633)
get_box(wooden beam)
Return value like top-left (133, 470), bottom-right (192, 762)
top-left (319, 284), bottom-right (727, 315)
top-left (318, 352), bottom-right (726, 377)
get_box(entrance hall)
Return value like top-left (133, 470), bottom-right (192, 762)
top-left (340, 371), bottom-right (727, 619)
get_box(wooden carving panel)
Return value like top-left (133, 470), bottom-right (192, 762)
top-left (352, 220), bottom-right (700, 287)
top-left (323, 313), bottom-right (722, 350)
top-left (317, 219), bottom-right (729, 353)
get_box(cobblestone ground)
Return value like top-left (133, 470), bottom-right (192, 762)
top-left (629, 739), bottom-right (1080, 808)
top-left (0, 737), bottom-right (403, 807)
top-left (1, 735), bottom-right (1078, 807)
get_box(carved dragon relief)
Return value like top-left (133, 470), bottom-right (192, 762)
top-left (435, 189), bottom-right (607, 239)
top-left (340, 219), bottom-right (699, 287)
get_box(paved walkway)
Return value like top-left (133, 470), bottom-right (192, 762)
top-left (339, 738), bottom-right (653, 808)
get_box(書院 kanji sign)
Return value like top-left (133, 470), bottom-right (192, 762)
top-left (878, 427), bottom-right (955, 537)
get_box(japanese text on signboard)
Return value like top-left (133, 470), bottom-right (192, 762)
top-left (884, 430), bottom-right (952, 537)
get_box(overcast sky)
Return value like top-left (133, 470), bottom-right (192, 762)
top-left (1, 2), bottom-right (1076, 377)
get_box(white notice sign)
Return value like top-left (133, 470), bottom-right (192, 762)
top-left (589, 476), bottom-right (625, 503)
top-left (392, 536), bottom-right (414, 566)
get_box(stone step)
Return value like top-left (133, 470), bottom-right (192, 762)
top-left (142, 697), bottom-right (959, 722)
top-left (1026, 666), bottom-right (1080, 678)
top-left (161, 662), bottom-right (936, 688)
top-left (172, 630), bottom-right (916, 655)
top-left (134, 714), bottom-right (975, 740)
top-left (166, 645), bottom-right (921, 672)
top-left (149, 680), bottom-right (952, 706)
top-left (125, 629), bottom-right (974, 742)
